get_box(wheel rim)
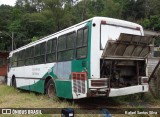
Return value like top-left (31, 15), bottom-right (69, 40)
top-left (48, 84), bottom-right (55, 98)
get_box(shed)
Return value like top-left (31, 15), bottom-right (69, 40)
top-left (0, 51), bottom-right (9, 83)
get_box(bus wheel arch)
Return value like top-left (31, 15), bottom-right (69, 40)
top-left (44, 77), bottom-right (56, 98)
top-left (11, 75), bottom-right (16, 88)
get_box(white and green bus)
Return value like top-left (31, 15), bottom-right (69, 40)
top-left (7, 17), bottom-right (153, 99)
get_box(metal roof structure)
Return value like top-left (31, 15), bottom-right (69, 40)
top-left (144, 30), bottom-right (160, 36)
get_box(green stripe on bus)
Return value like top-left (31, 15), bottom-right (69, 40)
top-left (55, 80), bottom-right (72, 99)
top-left (20, 79), bottom-right (44, 93)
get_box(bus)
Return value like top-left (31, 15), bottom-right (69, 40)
top-left (7, 17), bottom-right (153, 99)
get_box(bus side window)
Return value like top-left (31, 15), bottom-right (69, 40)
top-left (30, 47), bottom-right (34, 65)
top-left (57, 32), bottom-right (76, 61)
top-left (66, 32), bottom-right (76, 60)
top-left (17, 50), bottom-right (25, 67)
top-left (58, 35), bottom-right (66, 61)
top-left (34, 42), bottom-right (46, 65)
top-left (8, 57), bottom-right (11, 71)
top-left (25, 48), bottom-right (29, 65)
top-left (76, 27), bottom-right (88, 59)
top-left (8, 57), bottom-right (11, 68)
top-left (83, 28), bottom-right (88, 46)
top-left (21, 50), bottom-right (25, 66)
top-left (12, 53), bottom-right (18, 67)
top-left (26, 47), bottom-right (34, 65)
top-left (11, 54), bottom-right (14, 67)
top-left (46, 38), bottom-right (57, 63)
top-left (34, 44), bottom-right (41, 64)
top-left (77, 29), bottom-right (83, 47)
top-left (41, 42), bottom-right (46, 63)
top-left (52, 39), bottom-right (57, 53)
top-left (17, 51), bottom-right (21, 67)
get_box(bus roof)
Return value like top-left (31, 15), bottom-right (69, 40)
top-left (10, 17), bottom-right (142, 54)
top-left (93, 17), bottom-right (142, 29)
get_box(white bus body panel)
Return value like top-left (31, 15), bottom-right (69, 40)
top-left (90, 17), bottom-right (144, 79)
top-left (90, 17), bottom-right (147, 97)
top-left (7, 63), bottom-right (54, 87)
top-left (109, 85), bottom-right (148, 97)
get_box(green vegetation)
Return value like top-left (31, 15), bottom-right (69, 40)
top-left (0, 85), bottom-right (76, 108)
top-left (0, 0), bottom-right (160, 51)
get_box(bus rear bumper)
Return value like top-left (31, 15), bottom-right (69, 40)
top-left (109, 85), bottom-right (149, 97)
top-left (88, 85), bottom-right (148, 97)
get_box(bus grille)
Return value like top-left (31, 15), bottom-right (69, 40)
top-left (72, 72), bottom-right (86, 94)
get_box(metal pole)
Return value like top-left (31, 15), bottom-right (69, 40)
top-left (0, 31), bottom-right (14, 51)
top-left (11, 32), bottom-right (14, 51)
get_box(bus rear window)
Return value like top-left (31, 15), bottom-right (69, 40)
top-left (100, 24), bottom-right (142, 49)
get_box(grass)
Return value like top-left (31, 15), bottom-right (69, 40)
top-left (0, 84), bottom-right (77, 117)
top-left (0, 84), bottom-right (78, 108)
top-left (0, 84), bottom-right (160, 117)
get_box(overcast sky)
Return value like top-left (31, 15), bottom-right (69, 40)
top-left (0, 0), bottom-right (16, 6)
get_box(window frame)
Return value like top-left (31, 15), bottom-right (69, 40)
top-left (57, 31), bottom-right (76, 62)
top-left (34, 42), bottom-right (46, 65)
top-left (17, 49), bottom-right (25, 67)
top-left (76, 26), bottom-right (89, 59)
top-left (25, 46), bottom-right (35, 66)
top-left (46, 38), bottom-right (57, 63)
top-left (11, 52), bottom-right (18, 67)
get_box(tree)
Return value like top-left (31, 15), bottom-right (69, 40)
top-left (141, 15), bottom-right (160, 31)
top-left (0, 5), bottom-right (13, 50)
top-left (122, 0), bottom-right (146, 21)
top-left (103, 0), bottom-right (122, 18)
top-left (15, 0), bottom-right (44, 13)
top-left (1, 0), bottom-right (160, 51)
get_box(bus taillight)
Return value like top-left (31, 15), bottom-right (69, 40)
top-left (91, 80), bottom-right (107, 87)
top-left (136, 27), bottom-right (140, 30)
top-left (101, 20), bottom-right (107, 24)
top-left (72, 72), bottom-right (86, 80)
top-left (88, 78), bottom-right (108, 88)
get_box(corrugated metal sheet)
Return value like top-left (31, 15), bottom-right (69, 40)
top-left (147, 58), bottom-right (160, 97)
top-left (102, 33), bottom-right (154, 59)
top-left (147, 58), bottom-right (159, 76)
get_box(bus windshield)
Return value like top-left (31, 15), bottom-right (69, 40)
top-left (100, 24), bottom-right (142, 49)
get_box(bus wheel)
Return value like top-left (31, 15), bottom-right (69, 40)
top-left (12, 78), bottom-right (16, 88)
top-left (46, 79), bottom-right (56, 98)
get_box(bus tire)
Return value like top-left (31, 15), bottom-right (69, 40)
top-left (12, 78), bottom-right (16, 88)
top-left (5, 75), bottom-right (7, 84)
top-left (46, 79), bottom-right (56, 98)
